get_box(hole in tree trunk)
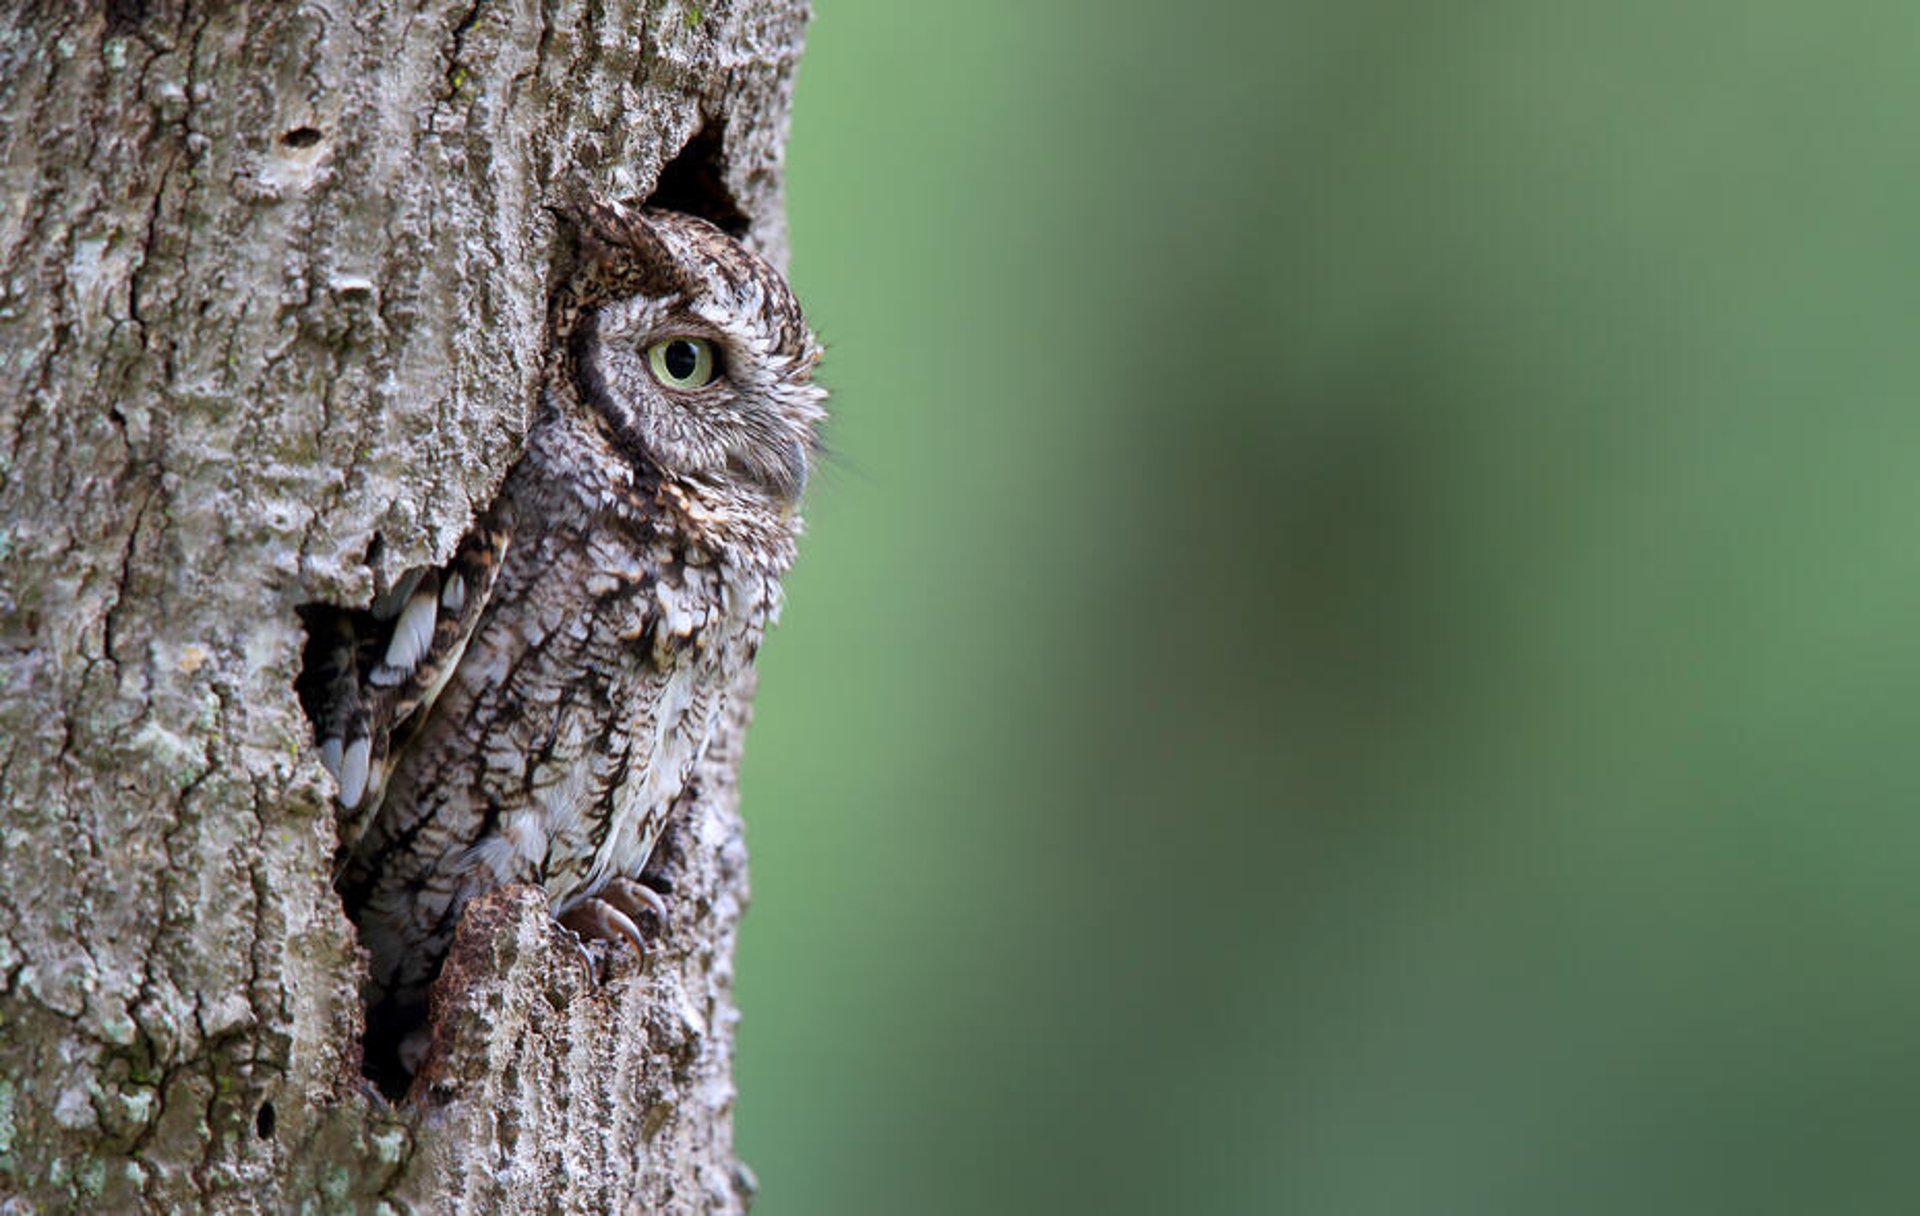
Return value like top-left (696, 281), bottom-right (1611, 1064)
top-left (104, 0), bottom-right (147, 31)
top-left (646, 124), bottom-right (750, 236)
top-left (294, 585), bottom-right (443, 1101)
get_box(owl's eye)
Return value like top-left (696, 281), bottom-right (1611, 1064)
top-left (646, 337), bottom-right (719, 390)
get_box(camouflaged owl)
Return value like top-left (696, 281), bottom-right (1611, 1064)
top-left (297, 205), bottom-right (825, 1084)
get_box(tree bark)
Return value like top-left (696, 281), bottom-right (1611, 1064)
top-left (0, 0), bottom-right (807, 1208)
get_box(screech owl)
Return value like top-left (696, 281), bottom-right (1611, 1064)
top-left (296, 205), bottom-right (826, 1087)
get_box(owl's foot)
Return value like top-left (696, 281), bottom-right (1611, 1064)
top-left (558, 877), bottom-right (671, 982)
top-left (603, 874), bottom-right (671, 926)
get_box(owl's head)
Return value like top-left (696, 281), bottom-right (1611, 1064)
top-left (560, 205), bottom-right (826, 506)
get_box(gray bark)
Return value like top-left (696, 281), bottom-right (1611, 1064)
top-left (0, 0), bottom-right (808, 1209)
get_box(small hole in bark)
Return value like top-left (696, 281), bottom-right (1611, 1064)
top-left (105, 0), bottom-right (147, 31)
top-left (281, 127), bottom-right (323, 149)
top-left (647, 124), bottom-right (750, 236)
top-left (255, 1100), bottom-right (276, 1139)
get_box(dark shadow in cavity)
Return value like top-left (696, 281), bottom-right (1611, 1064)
top-left (294, 583), bottom-right (439, 1102)
top-left (647, 124), bottom-right (750, 236)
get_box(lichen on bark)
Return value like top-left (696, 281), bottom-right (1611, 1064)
top-left (0, 0), bottom-right (809, 1208)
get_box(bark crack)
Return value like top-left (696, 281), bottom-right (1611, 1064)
top-left (100, 480), bottom-right (158, 674)
top-left (429, 0), bottom-right (489, 132)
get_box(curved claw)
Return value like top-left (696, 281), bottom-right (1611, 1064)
top-left (569, 937), bottom-right (598, 987)
top-left (602, 875), bottom-right (670, 926)
top-left (559, 897), bottom-right (647, 960)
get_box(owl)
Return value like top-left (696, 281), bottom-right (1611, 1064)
top-left (296, 205), bottom-right (826, 1088)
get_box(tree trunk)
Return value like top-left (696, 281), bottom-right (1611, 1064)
top-left (0, 1), bottom-right (808, 1208)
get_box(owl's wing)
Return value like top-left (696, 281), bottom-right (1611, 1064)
top-left (297, 517), bottom-right (512, 858)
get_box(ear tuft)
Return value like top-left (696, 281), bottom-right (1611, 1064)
top-left (569, 201), bottom-right (691, 305)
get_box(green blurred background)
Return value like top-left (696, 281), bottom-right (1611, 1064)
top-left (734, 2), bottom-right (1920, 1212)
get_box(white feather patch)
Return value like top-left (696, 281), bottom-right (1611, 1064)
top-left (338, 737), bottom-right (372, 808)
top-left (382, 589), bottom-right (439, 675)
top-left (465, 810), bottom-right (551, 887)
top-left (318, 736), bottom-right (344, 781)
top-left (440, 572), bottom-right (467, 615)
top-left (370, 568), bottom-right (424, 621)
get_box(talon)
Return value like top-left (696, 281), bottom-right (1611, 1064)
top-left (559, 897), bottom-right (647, 960)
top-left (602, 875), bottom-right (670, 927)
top-left (569, 938), bottom-right (598, 987)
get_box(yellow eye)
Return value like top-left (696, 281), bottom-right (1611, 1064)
top-left (646, 337), bottom-right (719, 389)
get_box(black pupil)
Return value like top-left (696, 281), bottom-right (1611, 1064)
top-left (663, 340), bottom-right (701, 381)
